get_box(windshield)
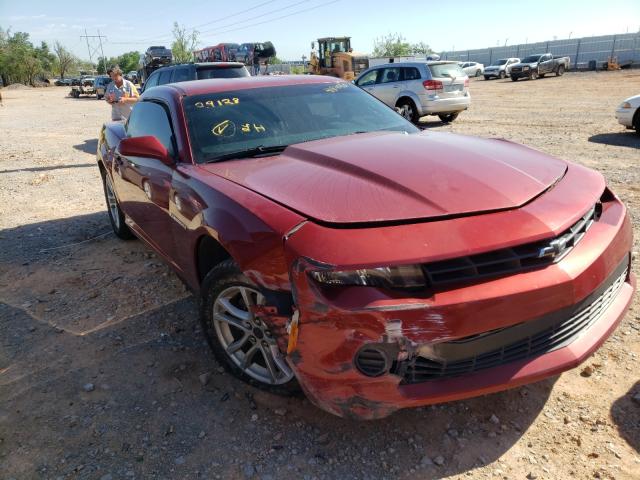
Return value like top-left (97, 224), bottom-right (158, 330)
top-left (493, 59), bottom-right (508, 66)
top-left (428, 63), bottom-right (465, 78)
top-left (184, 82), bottom-right (418, 163)
top-left (522, 55), bottom-right (542, 63)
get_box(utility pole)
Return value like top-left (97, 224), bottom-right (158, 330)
top-left (80, 29), bottom-right (107, 67)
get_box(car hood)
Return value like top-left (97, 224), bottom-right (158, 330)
top-left (201, 131), bottom-right (567, 225)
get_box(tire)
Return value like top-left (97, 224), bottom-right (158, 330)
top-left (438, 112), bottom-right (459, 123)
top-left (499, 70), bottom-right (506, 79)
top-left (539, 73), bottom-right (546, 78)
top-left (102, 170), bottom-right (135, 240)
top-left (511, 76), bottom-right (518, 81)
top-left (396, 98), bottom-right (419, 124)
top-left (199, 259), bottom-right (300, 396)
top-left (634, 109), bottom-right (640, 136)
top-left (484, 76), bottom-right (490, 80)
top-left (475, 70), bottom-right (481, 77)
top-left (557, 65), bottom-right (565, 76)
top-left (530, 70), bottom-right (538, 80)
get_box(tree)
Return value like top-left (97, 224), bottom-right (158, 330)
top-left (171, 22), bottom-right (199, 63)
top-left (54, 41), bottom-right (76, 79)
top-left (372, 33), bottom-right (412, 57)
top-left (35, 41), bottom-right (56, 75)
top-left (117, 51), bottom-right (140, 73)
top-left (411, 41), bottom-right (433, 55)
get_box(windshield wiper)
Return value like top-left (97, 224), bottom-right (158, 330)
top-left (203, 144), bottom-right (289, 163)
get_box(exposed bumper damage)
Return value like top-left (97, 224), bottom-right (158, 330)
top-left (270, 168), bottom-right (635, 419)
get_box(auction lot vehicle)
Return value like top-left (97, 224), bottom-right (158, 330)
top-left (96, 75), bottom-right (634, 419)
top-left (139, 46), bottom-right (173, 84)
top-left (140, 62), bottom-right (250, 93)
top-left (308, 37), bottom-right (369, 80)
top-left (54, 78), bottom-right (72, 86)
top-left (615, 94), bottom-right (640, 134)
top-left (94, 75), bottom-right (111, 99)
top-left (355, 61), bottom-right (470, 123)
top-left (510, 53), bottom-right (570, 81)
top-left (459, 61), bottom-right (484, 77)
top-left (195, 42), bottom-right (276, 65)
top-left (483, 58), bottom-right (520, 79)
top-left (70, 77), bottom-right (96, 98)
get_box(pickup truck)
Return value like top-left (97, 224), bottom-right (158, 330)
top-left (510, 53), bottom-right (570, 81)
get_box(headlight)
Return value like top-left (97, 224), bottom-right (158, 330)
top-left (309, 264), bottom-right (426, 289)
top-left (620, 102), bottom-right (632, 109)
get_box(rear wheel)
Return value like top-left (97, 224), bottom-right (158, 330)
top-left (199, 259), bottom-right (299, 395)
top-left (475, 70), bottom-right (481, 77)
top-left (438, 113), bottom-right (459, 123)
top-left (396, 98), bottom-right (419, 124)
top-left (557, 65), bottom-right (565, 76)
top-left (102, 171), bottom-right (134, 240)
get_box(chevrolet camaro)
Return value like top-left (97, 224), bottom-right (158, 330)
top-left (96, 75), bottom-right (635, 419)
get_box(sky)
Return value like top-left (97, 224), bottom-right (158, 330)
top-left (1, 0), bottom-right (639, 61)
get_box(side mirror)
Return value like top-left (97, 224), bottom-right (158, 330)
top-left (118, 136), bottom-right (173, 166)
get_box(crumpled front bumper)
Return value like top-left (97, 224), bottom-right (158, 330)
top-left (282, 166), bottom-right (634, 419)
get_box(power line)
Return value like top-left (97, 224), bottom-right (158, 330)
top-left (80, 29), bottom-right (107, 63)
top-left (108, 0), bottom-right (340, 46)
top-left (198, 0), bottom-right (312, 36)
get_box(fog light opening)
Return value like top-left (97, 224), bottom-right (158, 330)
top-left (355, 347), bottom-right (390, 377)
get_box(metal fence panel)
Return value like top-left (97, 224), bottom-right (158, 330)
top-left (441, 32), bottom-right (640, 69)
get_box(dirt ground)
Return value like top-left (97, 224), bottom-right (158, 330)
top-left (0, 71), bottom-right (639, 480)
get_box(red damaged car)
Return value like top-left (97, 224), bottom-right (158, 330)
top-left (97, 75), bottom-right (635, 419)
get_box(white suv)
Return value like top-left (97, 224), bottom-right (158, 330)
top-left (355, 61), bottom-right (470, 123)
top-left (483, 58), bottom-right (520, 80)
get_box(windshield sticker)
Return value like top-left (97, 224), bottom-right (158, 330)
top-left (195, 98), bottom-right (240, 109)
top-left (212, 120), bottom-right (236, 137)
top-left (324, 83), bottom-right (349, 93)
top-left (241, 123), bottom-right (267, 133)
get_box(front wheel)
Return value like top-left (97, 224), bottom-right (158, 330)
top-left (438, 112), bottom-right (459, 123)
top-left (199, 259), bottom-right (299, 395)
top-left (499, 70), bottom-right (506, 79)
top-left (634, 110), bottom-right (640, 136)
top-left (484, 75), bottom-right (490, 80)
top-left (396, 99), bottom-right (419, 124)
top-left (530, 70), bottom-right (539, 80)
top-left (511, 76), bottom-right (518, 81)
top-left (102, 171), bottom-right (134, 240)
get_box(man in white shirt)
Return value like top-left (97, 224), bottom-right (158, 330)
top-left (105, 66), bottom-right (139, 121)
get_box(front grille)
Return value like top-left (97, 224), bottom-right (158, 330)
top-left (422, 204), bottom-right (598, 288)
top-left (399, 266), bottom-right (627, 384)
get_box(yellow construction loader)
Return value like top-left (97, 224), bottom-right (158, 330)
top-left (308, 37), bottom-right (369, 81)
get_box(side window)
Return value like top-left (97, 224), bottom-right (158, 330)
top-left (145, 72), bottom-right (159, 89)
top-left (380, 67), bottom-right (401, 84)
top-left (356, 69), bottom-right (379, 87)
top-left (403, 67), bottom-right (421, 81)
top-left (126, 101), bottom-right (175, 157)
top-left (172, 67), bottom-right (191, 83)
top-left (158, 69), bottom-right (173, 85)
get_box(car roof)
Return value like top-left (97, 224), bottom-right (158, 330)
top-left (161, 74), bottom-right (342, 96)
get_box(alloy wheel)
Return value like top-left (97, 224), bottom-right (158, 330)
top-left (212, 286), bottom-right (294, 385)
top-left (105, 175), bottom-right (120, 230)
